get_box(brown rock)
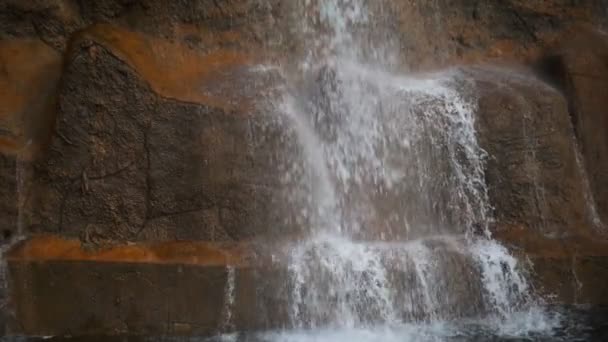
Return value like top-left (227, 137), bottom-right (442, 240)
top-left (0, 38), bottom-right (62, 157)
top-left (76, 24), bottom-right (262, 111)
top-left (386, 0), bottom-right (607, 70)
top-left (472, 65), bottom-right (592, 237)
top-left (4, 235), bottom-right (486, 336)
top-left (20, 25), bottom-right (289, 244)
top-left (0, 38), bottom-right (62, 243)
top-left (0, 0), bottom-right (284, 52)
top-left (6, 235), bottom-right (249, 267)
top-left (4, 234), bottom-right (286, 336)
top-left (469, 64), bottom-right (608, 305)
top-left (535, 27), bottom-right (608, 225)
top-left (496, 225), bottom-right (608, 305)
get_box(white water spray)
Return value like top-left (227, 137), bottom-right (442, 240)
top-left (250, 0), bottom-right (553, 338)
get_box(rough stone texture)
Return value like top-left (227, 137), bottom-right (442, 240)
top-left (19, 25), bottom-right (287, 244)
top-left (472, 66), bottom-right (591, 237)
top-left (4, 236), bottom-right (283, 336)
top-left (388, 0), bottom-right (608, 70)
top-left (0, 156), bottom-right (17, 241)
top-left (536, 28), bottom-right (608, 225)
top-left (2, 0), bottom-right (608, 338)
top-left (0, 0), bottom-right (285, 52)
top-left (0, 0), bottom-right (605, 245)
top-left (469, 65), bottom-right (608, 303)
top-left (4, 236), bottom-right (488, 336)
top-left (497, 227), bottom-right (608, 305)
top-left (0, 38), bottom-right (62, 243)
top-left (7, 235), bottom-right (608, 337)
top-left (8, 260), bottom-right (231, 336)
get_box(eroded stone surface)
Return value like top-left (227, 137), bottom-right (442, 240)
top-left (537, 28), bottom-right (608, 226)
top-left (472, 66), bottom-right (591, 237)
top-left (19, 25), bottom-right (286, 244)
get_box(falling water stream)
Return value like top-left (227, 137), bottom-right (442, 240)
top-left (2, 2), bottom-right (608, 341)
top-left (216, 0), bottom-right (561, 341)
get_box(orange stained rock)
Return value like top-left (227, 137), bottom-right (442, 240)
top-left (6, 235), bottom-right (249, 267)
top-left (172, 23), bottom-right (243, 47)
top-left (77, 24), bottom-right (260, 112)
top-left (0, 39), bottom-right (62, 157)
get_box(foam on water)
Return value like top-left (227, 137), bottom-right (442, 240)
top-left (470, 239), bottom-right (533, 318)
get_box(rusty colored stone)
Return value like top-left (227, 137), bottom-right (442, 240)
top-left (6, 235), bottom-right (249, 267)
top-left (73, 24), bottom-right (260, 112)
top-left (0, 39), bottom-right (62, 158)
top-left (18, 25), bottom-right (288, 244)
top-left (471, 65), bottom-right (592, 238)
top-left (535, 27), bottom-right (608, 225)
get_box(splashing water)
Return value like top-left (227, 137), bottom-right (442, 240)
top-left (221, 266), bottom-right (237, 332)
top-left (227, 0), bottom-right (559, 339)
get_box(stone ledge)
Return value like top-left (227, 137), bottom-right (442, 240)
top-left (5, 233), bottom-right (608, 337)
top-left (4, 235), bottom-right (265, 337)
top-left (495, 226), bottom-right (608, 305)
top-left (5, 235), bottom-right (250, 267)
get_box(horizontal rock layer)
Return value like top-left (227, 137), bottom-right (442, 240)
top-left (1, 0), bottom-right (608, 338)
top-left (6, 234), bottom-right (608, 337)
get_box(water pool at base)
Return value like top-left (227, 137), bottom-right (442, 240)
top-left (207, 306), bottom-right (608, 342)
top-left (7, 306), bottom-right (605, 341)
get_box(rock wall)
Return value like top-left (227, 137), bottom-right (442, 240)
top-left (0, 1), bottom-right (293, 245)
top-left (543, 29), bottom-right (608, 226)
top-left (2, 0), bottom-right (608, 337)
top-left (389, 0), bottom-right (608, 69)
top-left (21, 24), bottom-right (288, 244)
top-left (1, 0), bottom-right (607, 245)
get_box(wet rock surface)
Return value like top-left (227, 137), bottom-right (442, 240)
top-left (472, 66), bottom-right (591, 237)
top-left (1, 0), bottom-right (608, 338)
top-left (539, 28), bottom-right (608, 226)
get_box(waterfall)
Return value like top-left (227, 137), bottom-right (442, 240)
top-left (230, 0), bottom-right (557, 339)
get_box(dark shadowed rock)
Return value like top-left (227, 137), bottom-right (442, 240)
top-left (387, 0), bottom-right (608, 70)
top-left (466, 65), bottom-right (608, 304)
top-left (534, 28), bottom-right (608, 226)
top-left (5, 236), bottom-right (249, 336)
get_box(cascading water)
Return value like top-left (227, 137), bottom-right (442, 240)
top-left (227, 0), bottom-right (558, 340)
top-left (279, 0), bottom-right (533, 326)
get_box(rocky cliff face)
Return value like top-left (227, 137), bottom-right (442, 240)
top-left (2, 0), bottom-right (608, 337)
top-left (2, 0), bottom-right (606, 244)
